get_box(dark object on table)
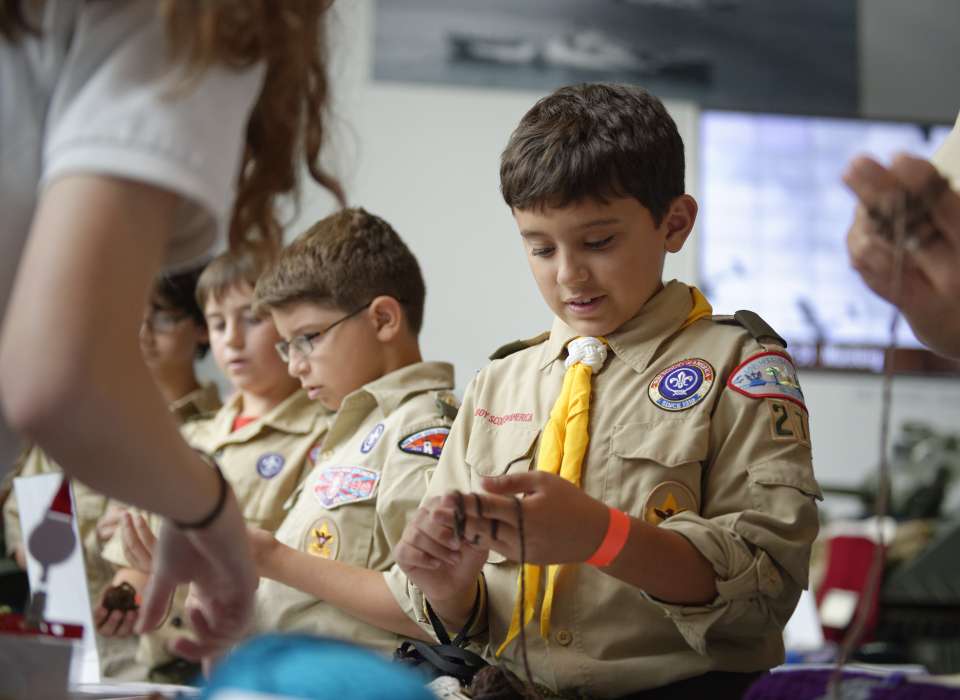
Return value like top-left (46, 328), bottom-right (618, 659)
top-left (469, 665), bottom-right (540, 700)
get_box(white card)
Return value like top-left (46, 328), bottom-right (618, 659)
top-left (14, 473), bottom-right (101, 684)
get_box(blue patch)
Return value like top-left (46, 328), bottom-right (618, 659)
top-left (728, 351), bottom-right (805, 408)
top-left (648, 358), bottom-right (715, 412)
top-left (256, 452), bottom-right (286, 479)
top-left (360, 423), bottom-right (385, 454)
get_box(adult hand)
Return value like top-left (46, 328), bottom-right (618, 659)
top-left (121, 511), bottom-right (156, 574)
top-left (394, 494), bottom-right (488, 622)
top-left (136, 487), bottom-right (256, 665)
top-left (96, 504), bottom-right (126, 546)
top-left (845, 153), bottom-right (960, 357)
top-left (456, 472), bottom-right (608, 565)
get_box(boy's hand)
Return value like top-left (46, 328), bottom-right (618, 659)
top-left (395, 494), bottom-right (488, 624)
top-left (121, 511), bottom-right (156, 574)
top-left (845, 153), bottom-right (960, 357)
top-left (460, 472), bottom-right (608, 565)
top-left (94, 579), bottom-right (139, 638)
top-left (96, 504), bottom-right (127, 546)
top-left (247, 526), bottom-right (278, 575)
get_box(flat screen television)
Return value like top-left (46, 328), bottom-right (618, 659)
top-left (699, 110), bottom-right (955, 374)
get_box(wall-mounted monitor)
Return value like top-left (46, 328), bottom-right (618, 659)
top-left (699, 110), bottom-right (955, 374)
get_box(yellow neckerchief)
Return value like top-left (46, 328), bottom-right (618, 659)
top-left (496, 285), bottom-right (712, 656)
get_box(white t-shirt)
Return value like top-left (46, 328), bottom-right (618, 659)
top-left (0, 0), bottom-right (264, 476)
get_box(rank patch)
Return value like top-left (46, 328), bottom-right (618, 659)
top-left (768, 400), bottom-right (811, 446)
top-left (361, 423), bottom-right (385, 454)
top-left (256, 452), bottom-right (286, 479)
top-left (302, 518), bottom-right (340, 560)
top-left (648, 358), bottom-right (715, 412)
top-left (728, 351), bottom-right (805, 408)
top-left (398, 427), bottom-right (450, 459)
top-left (643, 481), bottom-right (697, 526)
top-left (313, 466), bottom-right (380, 509)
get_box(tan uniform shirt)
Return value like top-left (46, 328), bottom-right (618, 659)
top-left (2, 385), bottom-right (221, 679)
top-left (386, 281), bottom-right (821, 699)
top-left (103, 387), bottom-right (331, 671)
top-left (254, 362), bottom-right (457, 654)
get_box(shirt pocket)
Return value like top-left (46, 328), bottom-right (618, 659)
top-left (746, 460), bottom-right (823, 516)
top-left (607, 416), bottom-right (709, 522)
top-left (464, 423), bottom-right (540, 564)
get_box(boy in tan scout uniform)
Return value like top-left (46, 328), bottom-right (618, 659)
top-left (247, 207), bottom-right (456, 653)
top-left (391, 84), bottom-right (822, 699)
top-left (99, 251), bottom-right (330, 681)
top-left (3, 270), bottom-right (219, 680)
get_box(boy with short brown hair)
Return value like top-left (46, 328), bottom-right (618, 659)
top-left (391, 84), bottom-right (822, 698)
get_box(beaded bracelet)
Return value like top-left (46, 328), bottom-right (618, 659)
top-left (173, 453), bottom-right (228, 531)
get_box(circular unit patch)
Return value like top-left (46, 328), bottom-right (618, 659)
top-left (643, 481), bottom-right (698, 526)
top-left (648, 358), bottom-right (715, 412)
top-left (256, 452), bottom-right (286, 479)
top-left (302, 518), bottom-right (340, 560)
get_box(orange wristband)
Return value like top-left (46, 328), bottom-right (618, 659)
top-left (585, 507), bottom-right (631, 567)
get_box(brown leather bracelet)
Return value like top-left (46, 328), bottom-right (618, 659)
top-left (173, 453), bottom-right (227, 531)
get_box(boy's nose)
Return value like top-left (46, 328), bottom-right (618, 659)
top-left (556, 253), bottom-right (588, 286)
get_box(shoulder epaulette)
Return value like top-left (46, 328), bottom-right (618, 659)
top-left (488, 331), bottom-right (551, 361)
top-left (433, 391), bottom-right (459, 421)
top-left (712, 310), bottom-right (787, 348)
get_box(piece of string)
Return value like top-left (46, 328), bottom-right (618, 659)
top-left (827, 189), bottom-right (908, 698)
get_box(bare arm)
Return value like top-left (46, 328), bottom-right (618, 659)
top-left (253, 530), bottom-right (431, 642)
top-left (0, 174), bottom-right (256, 663)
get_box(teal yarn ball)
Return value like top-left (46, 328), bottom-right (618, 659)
top-left (201, 634), bottom-right (434, 700)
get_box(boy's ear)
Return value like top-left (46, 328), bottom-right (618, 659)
top-left (662, 194), bottom-right (698, 254)
top-left (367, 295), bottom-right (404, 342)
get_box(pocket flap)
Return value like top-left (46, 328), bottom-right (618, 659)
top-left (747, 460), bottom-right (823, 500)
top-left (610, 415), bottom-right (709, 467)
top-left (465, 423), bottom-right (540, 476)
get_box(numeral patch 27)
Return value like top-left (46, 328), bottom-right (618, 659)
top-left (769, 400), bottom-right (810, 446)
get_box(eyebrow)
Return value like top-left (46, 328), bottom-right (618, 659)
top-left (520, 217), bottom-right (621, 238)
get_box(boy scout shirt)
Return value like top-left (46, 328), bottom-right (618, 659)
top-left (254, 361), bottom-right (456, 654)
top-left (102, 387), bottom-right (331, 670)
top-left (385, 281), bottom-right (822, 699)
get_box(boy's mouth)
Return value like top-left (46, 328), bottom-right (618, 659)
top-left (565, 295), bottom-right (605, 313)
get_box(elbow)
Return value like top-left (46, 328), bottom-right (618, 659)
top-left (0, 352), bottom-right (83, 442)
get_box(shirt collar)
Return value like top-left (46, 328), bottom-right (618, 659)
top-left (338, 361), bottom-right (456, 419)
top-left (216, 389), bottom-right (328, 439)
top-left (538, 280), bottom-right (697, 375)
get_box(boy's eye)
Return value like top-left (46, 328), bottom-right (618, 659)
top-left (531, 246), bottom-right (555, 257)
top-left (585, 235), bottom-right (614, 250)
top-left (242, 313), bottom-right (262, 326)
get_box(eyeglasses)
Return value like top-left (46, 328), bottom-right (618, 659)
top-left (142, 309), bottom-right (189, 334)
top-left (275, 302), bottom-right (371, 363)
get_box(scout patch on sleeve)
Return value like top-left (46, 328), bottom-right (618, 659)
top-left (360, 423), bottom-right (385, 454)
top-left (768, 400), bottom-right (811, 446)
top-left (312, 466), bottom-right (380, 509)
top-left (648, 358), bottom-right (715, 412)
top-left (398, 427), bottom-right (450, 459)
top-left (302, 518), bottom-right (340, 560)
top-left (643, 481), bottom-right (698, 526)
top-left (727, 350), bottom-right (805, 408)
top-left (256, 452), bottom-right (286, 479)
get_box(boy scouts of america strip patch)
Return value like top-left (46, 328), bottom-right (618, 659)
top-left (313, 466), bottom-right (380, 509)
top-left (648, 358), bottom-right (715, 412)
top-left (727, 350), bottom-right (806, 409)
top-left (398, 427), bottom-right (450, 459)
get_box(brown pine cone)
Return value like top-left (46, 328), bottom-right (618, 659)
top-left (102, 582), bottom-right (139, 612)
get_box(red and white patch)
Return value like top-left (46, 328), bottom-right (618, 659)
top-left (398, 427), bottom-right (450, 459)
